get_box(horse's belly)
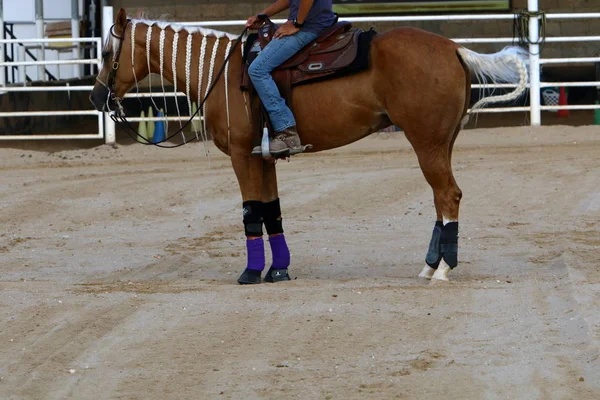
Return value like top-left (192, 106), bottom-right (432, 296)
top-left (291, 73), bottom-right (387, 152)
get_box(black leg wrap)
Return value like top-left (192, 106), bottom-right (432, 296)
top-left (263, 198), bottom-right (284, 235)
top-left (440, 222), bottom-right (459, 269)
top-left (425, 221), bottom-right (444, 269)
top-left (426, 221), bottom-right (459, 269)
top-left (243, 200), bottom-right (264, 237)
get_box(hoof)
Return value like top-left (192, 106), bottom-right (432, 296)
top-left (237, 268), bottom-right (262, 285)
top-left (418, 265), bottom-right (435, 280)
top-left (264, 267), bottom-right (291, 283)
top-left (431, 262), bottom-right (451, 282)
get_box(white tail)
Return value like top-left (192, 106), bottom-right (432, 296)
top-left (457, 46), bottom-right (529, 113)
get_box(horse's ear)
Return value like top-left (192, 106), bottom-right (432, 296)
top-left (115, 8), bottom-right (127, 31)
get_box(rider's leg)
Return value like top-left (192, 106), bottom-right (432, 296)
top-left (248, 31), bottom-right (318, 156)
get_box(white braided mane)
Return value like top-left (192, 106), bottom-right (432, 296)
top-left (126, 17), bottom-right (246, 154)
top-left (132, 19), bottom-right (239, 41)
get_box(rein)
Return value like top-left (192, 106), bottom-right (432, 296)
top-left (103, 20), bottom-right (250, 149)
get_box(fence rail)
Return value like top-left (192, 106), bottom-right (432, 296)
top-left (0, 86), bottom-right (94, 92)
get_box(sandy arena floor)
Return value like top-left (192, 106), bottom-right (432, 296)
top-left (0, 125), bottom-right (599, 399)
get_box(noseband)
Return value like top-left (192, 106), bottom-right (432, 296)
top-left (96, 19), bottom-right (131, 115)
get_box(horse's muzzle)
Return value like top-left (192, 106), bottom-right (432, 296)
top-left (89, 86), bottom-right (110, 112)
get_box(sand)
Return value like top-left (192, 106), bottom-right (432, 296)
top-left (0, 125), bottom-right (599, 399)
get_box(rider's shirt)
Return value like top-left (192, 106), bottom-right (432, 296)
top-left (289, 0), bottom-right (337, 34)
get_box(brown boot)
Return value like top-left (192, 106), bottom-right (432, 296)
top-left (251, 126), bottom-right (311, 157)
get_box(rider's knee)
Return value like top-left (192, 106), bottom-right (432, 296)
top-left (248, 62), bottom-right (264, 80)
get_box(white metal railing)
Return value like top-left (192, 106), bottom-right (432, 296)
top-left (0, 37), bottom-right (108, 142)
top-left (114, 6), bottom-right (600, 135)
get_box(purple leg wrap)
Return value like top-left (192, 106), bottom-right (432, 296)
top-left (269, 234), bottom-right (290, 269)
top-left (246, 238), bottom-right (265, 271)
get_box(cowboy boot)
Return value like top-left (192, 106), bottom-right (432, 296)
top-left (251, 126), bottom-right (312, 157)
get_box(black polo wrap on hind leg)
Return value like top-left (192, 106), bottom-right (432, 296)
top-left (263, 198), bottom-right (284, 235)
top-left (425, 221), bottom-right (444, 269)
top-left (425, 221), bottom-right (459, 269)
top-left (440, 222), bottom-right (459, 268)
top-left (243, 200), bottom-right (264, 237)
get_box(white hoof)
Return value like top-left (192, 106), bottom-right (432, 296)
top-left (431, 261), bottom-right (451, 281)
top-left (418, 265), bottom-right (435, 279)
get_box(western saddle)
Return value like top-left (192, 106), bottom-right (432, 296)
top-left (241, 16), bottom-right (375, 129)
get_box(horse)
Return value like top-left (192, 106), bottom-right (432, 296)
top-left (89, 8), bottom-right (528, 284)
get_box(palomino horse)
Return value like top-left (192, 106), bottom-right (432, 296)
top-left (90, 9), bottom-right (528, 284)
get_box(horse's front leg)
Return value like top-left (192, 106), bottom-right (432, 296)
top-left (261, 160), bottom-right (291, 283)
top-left (230, 150), bottom-right (266, 285)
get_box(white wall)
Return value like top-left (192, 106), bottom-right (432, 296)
top-left (4, 0), bottom-right (84, 23)
top-left (3, 0), bottom-right (86, 82)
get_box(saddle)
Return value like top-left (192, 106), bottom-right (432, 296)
top-left (240, 16), bottom-right (376, 148)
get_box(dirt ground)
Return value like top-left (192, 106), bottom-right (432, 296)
top-left (0, 125), bottom-right (599, 399)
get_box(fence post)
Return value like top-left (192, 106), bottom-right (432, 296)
top-left (35, 0), bottom-right (45, 81)
top-left (102, 6), bottom-right (112, 47)
top-left (102, 6), bottom-right (116, 144)
top-left (18, 45), bottom-right (25, 84)
top-left (596, 60), bottom-right (600, 103)
top-left (528, 0), bottom-right (541, 126)
top-left (0, 0), bottom-right (5, 89)
top-left (71, 0), bottom-right (80, 78)
top-left (104, 114), bottom-right (116, 144)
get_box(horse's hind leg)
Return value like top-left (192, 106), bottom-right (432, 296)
top-left (405, 126), bottom-right (463, 282)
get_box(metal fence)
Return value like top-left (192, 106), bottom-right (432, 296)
top-left (0, 36), bottom-right (106, 141)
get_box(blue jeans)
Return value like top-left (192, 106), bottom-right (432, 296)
top-left (248, 30), bottom-right (319, 133)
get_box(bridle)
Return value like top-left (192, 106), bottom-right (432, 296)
top-left (95, 19), bottom-right (131, 117)
top-left (95, 19), bottom-right (250, 148)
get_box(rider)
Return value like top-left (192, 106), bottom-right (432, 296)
top-left (247, 0), bottom-right (336, 157)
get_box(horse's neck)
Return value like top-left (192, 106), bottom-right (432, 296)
top-left (140, 25), bottom-right (241, 110)
top-left (130, 22), bottom-right (246, 153)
